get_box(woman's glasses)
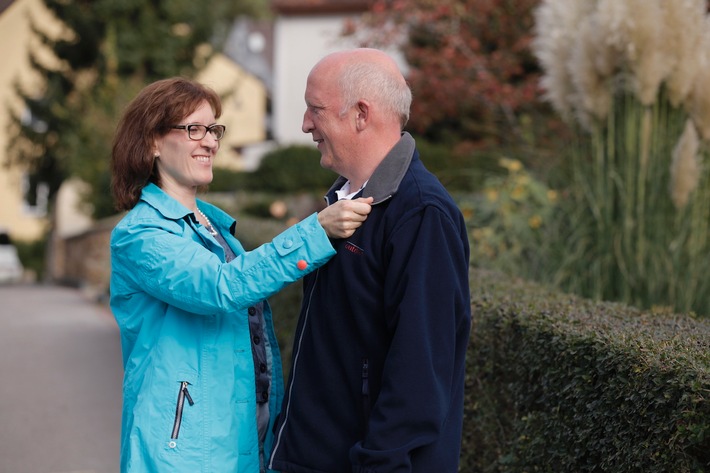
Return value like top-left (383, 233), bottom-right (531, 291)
top-left (171, 124), bottom-right (226, 141)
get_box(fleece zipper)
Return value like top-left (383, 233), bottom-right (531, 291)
top-left (268, 269), bottom-right (320, 468)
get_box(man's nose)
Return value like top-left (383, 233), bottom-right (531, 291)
top-left (302, 111), bottom-right (314, 133)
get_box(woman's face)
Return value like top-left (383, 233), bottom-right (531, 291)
top-left (153, 100), bottom-right (220, 200)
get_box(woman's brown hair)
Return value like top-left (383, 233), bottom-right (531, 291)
top-left (111, 77), bottom-right (222, 211)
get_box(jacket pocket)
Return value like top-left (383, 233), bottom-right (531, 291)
top-left (361, 358), bottom-right (370, 428)
top-left (171, 381), bottom-right (195, 440)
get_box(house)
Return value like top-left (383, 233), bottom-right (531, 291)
top-left (270, 0), bottom-right (373, 145)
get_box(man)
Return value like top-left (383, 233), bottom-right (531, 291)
top-left (269, 48), bottom-right (471, 473)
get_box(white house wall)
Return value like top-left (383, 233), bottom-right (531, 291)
top-left (273, 14), bottom-right (360, 145)
top-left (273, 13), bottom-right (407, 148)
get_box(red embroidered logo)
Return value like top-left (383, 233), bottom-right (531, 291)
top-left (344, 241), bottom-right (364, 256)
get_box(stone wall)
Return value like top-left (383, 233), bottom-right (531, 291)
top-left (59, 215), bottom-right (121, 301)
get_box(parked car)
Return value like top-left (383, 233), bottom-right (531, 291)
top-left (0, 229), bottom-right (24, 284)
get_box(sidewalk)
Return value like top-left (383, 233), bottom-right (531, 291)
top-left (0, 284), bottom-right (123, 473)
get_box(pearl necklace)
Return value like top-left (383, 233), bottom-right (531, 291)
top-left (196, 208), bottom-right (218, 236)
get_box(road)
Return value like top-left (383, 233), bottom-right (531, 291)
top-left (0, 284), bottom-right (123, 473)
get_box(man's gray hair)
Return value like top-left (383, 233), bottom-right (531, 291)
top-left (338, 61), bottom-right (412, 129)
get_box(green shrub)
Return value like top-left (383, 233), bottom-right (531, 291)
top-left (465, 157), bottom-right (559, 281)
top-left (416, 136), bottom-right (503, 192)
top-left (249, 145), bottom-right (335, 194)
top-left (463, 269), bottom-right (710, 472)
top-left (209, 167), bottom-right (249, 192)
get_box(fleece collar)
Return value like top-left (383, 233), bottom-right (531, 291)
top-left (325, 132), bottom-right (415, 206)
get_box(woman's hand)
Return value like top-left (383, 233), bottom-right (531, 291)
top-left (317, 197), bottom-right (373, 239)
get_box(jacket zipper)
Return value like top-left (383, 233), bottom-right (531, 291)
top-left (269, 269), bottom-right (320, 469)
top-left (362, 358), bottom-right (370, 430)
top-left (171, 381), bottom-right (194, 439)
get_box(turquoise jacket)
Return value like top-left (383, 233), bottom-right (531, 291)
top-left (110, 183), bottom-right (336, 472)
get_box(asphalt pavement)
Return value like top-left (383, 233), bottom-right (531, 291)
top-left (0, 284), bottom-right (123, 473)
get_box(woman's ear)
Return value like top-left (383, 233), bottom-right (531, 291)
top-left (152, 137), bottom-right (161, 159)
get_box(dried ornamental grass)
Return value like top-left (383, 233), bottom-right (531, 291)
top-left (660, 0), bottom-right (706, 106)
top-left (684, 18), bottom-right (710, 141)
top-left (534, 0), bottom-right (708, 123)
top-left (670, 119), bottom-right (700, 209)
top-left (532, 0), bottom-right (710, 315)
top-left (532, 1), bottom-right (596, 122)
top-left (568, 14), bottom-right (613, 127)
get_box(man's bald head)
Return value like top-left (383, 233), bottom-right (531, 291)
top-left (311, 48), bottom-right (412, 129)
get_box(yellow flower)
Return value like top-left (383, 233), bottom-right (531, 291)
top-left (499, 157), bottom-right (523, 172)
top-left (547, 190), bottom-right (558, 202)
top-left (528, 215), bottom-right (543, 229)
top-left (511, 186), bottom-right (525, 200)
top-left (515, 174), bottom-right (531, 186)
top-left (485, 189), bottom-right (499, 202)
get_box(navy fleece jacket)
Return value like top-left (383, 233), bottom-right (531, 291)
top-left (269, 133), bottom-right (471, 473)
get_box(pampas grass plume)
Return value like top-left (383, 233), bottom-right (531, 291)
top-left (532, 0), bottom-right (597, 122)
top-left (685, 18), bottom-right (710, 141)
top-left (670, 119), bottom-right (701, 209)
top-left (661, 0), bottom-right (706, 106)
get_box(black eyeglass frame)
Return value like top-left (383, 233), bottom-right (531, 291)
top-left (171, 123), bottom-right (226, 141)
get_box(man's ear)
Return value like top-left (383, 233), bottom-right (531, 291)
top-left (355, 100), bottom-right (370, 131)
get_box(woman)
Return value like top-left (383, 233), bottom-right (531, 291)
top-left (109, 77), bottom-right (371, 473)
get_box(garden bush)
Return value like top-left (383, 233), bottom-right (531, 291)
top-left (248, 145), bottom-right (334, 194)
top-left (209, 166), bottom-right (249, 193)
top-left (462, 269), bottom-right (710, 472)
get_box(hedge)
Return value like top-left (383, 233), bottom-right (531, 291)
top-left (463, 270), bottom-right (710, 472)
top-left (241, 214), bottom-right (710, 471)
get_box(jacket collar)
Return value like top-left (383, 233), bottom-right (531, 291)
top-left (325, 132), bottom-right (416, 205)
top-left (140, 183), bottom-right (192, 220)
top-left (140, 183), bottom-right (237, 234)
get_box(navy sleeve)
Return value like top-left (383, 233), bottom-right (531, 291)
top-left (348, 204), bottom-right (471, 472)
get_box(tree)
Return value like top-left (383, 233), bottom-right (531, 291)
top-left (7, 0), bottom-right (265, 222)
top-left (346, 0), bottom-right (559, 152)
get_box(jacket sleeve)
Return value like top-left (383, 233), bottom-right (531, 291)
top-left (110, 212), bottom-right (335, 315)
top-left (349, 205), bottom-right (471, 472)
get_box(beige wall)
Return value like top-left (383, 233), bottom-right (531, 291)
top-left (0, 0), bottom-right (63, 241)
top-left (198, 53), bottom-right (268, 171)
top-left (0, 1), bottom-right (267, 245)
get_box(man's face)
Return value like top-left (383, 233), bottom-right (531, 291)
top-left (302, 67), bottom-right (357, 177)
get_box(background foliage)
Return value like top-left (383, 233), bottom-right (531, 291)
top-left (6, 0), bottom-right (266, 220)
top-left (347, 0), bottom-right (569, 179)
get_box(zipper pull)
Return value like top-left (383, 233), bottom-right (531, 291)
top-left (361, 359), bottom-right (369, 395)
top-left (182, 381), bottom-right (194, 406)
